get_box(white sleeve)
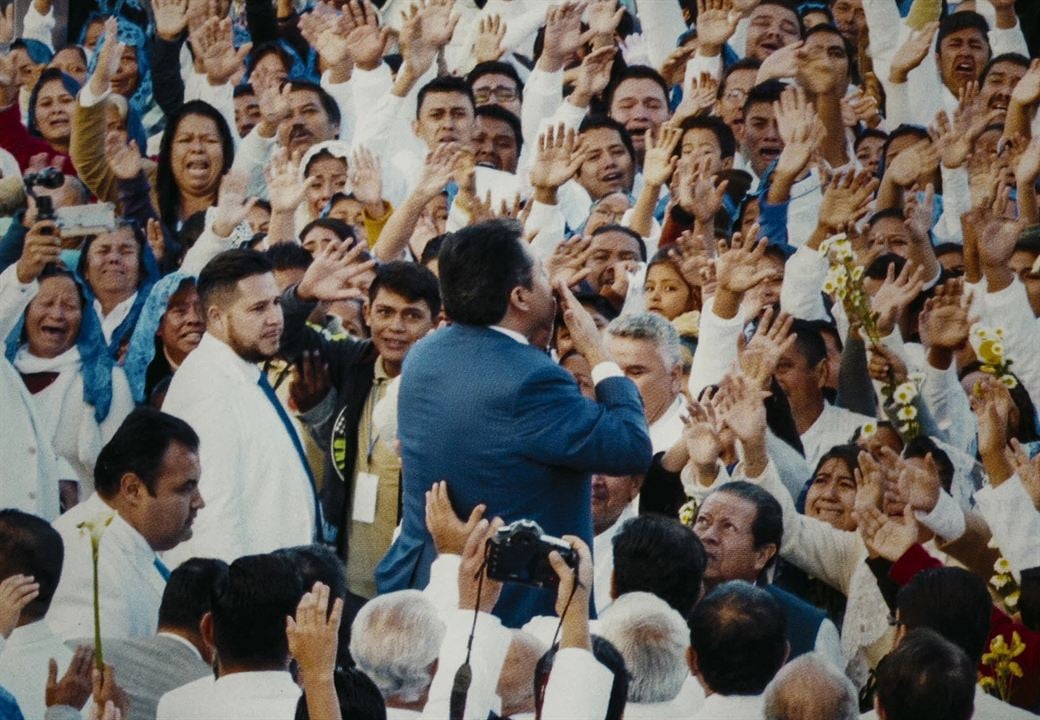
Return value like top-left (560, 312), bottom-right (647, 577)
top-left (862, 0), bottom-right (908, 78)
top-left (814, 618), bottom-right (846, 669)
top-left (541, 648), bottom-right (614, 720)
top-left (179, 208), bottom-right (237, 275)
top-left (914, 489), bottom-right (967, 543)
top-left (981, 279), bottom-right (1040, 406)
top-left (324, 63), bottom-right (393, 148)
top-left (525, 201), bottom-right (567, 260)
top-left (989, 22), bottom-right (1029, 58)
top-left (230, 126), bottom-right (276, 198)
top-left (521, 69), bottom-right (564, 150)
top-left (920, 361), bottom-right (976, 454)
top-left (421, 609), bottom-right (512, 720)
top-left (682, 52), bottom-right (723, 90)
top-left (974, 476), bottom-right (1040, 575)
top-left (20, 2), bottom-right (56, 49)
top-left (0, 264), bottom-right (38, 341)
top-left (194, 81), bottom-right (237, 143)
top-left (933, 165), bottom-right (971, 245)
top-left (780, 244), bottom-right (829, 321)
top-left (688, 297), bottom-right (743, 399)
top-left (883, 79), bottom-right (914, 129)
top-left (422, 553), bottom-right (461, 621)
top-left (634, 0), bottom-right (687, 70)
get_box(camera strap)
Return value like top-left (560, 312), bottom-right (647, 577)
top-left (450, 552), bottom-right (489, 720)
top-left (550, 564), bottom-right (584, 650)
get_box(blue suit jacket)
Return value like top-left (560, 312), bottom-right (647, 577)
top-left (375, 324), bottom-right (653, 627)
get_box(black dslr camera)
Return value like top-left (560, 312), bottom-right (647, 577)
top-left (486, 520), bottom-right (577, 588)
top-left (24, 166), bottom-right (65, 222)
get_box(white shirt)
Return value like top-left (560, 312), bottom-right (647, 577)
top-left (157, 670), bottom-right (300, 720)
top-left (800, 403), bottom-right (873, 471)
top-left (593, 503), bottom-right (636, 615)
top-left (0, 357), bottom-right (60, 520)
top-left (650, 395), bottom-right (686, 455)
top-left (48, 493), bottom-right (167, 642)
top-left (0, 621), bottom-right (76, 720)
top-left (691, 692), bottom-right (764, 720)
top-left (161, 333), bottom-right (317, 566)
top-left (541, 648), bottom-right (613, 720)
top-left (92, 292), bottom-right (138, 345)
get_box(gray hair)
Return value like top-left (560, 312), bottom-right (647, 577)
top-left (497, 631), bottom-right (548, 717)
top-left (606, 312), bottom-right (682, 369)
top-left (763, 653), bottom-right (858, 720)
top-left (349, 590), bottom-right (446, 703)
top-left (597, 591), bottom-right (689, 704)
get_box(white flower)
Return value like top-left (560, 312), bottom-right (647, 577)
top-left (835, 245), bottom-right (854, 262)
top-left (1007, 590), bottom-right (1020, 608)
top-left (993, 327), bottom-right (1005, 339)
top-left (1000, 375), bottom-right (1019, 389)
top-left (860, 421), bottom-right (878, 438)
top-left (995, 557), bottom-right (1012, 574)
top-left (893, 382), bottom-right (918, 404)
top-left (851, 265), bottom-right (864, 281)
top-left (992, 574), bottom-right (1011, 590)
top-left (823, 279), bottom-right (837, 295)
top-left (897, 405), bottom-right (918, 421)
top-left (898, 423), bottom-right (911, 435)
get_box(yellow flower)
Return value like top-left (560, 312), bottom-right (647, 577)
top-left (1000, 375), bottom-right (1018, 389)
top-left (1009, 661), bottom-right (1024, 678)
top-left (995, 557), bottom-right (1012, 574)
top-left (978, 340), bottom-right (1005, 365)
top-left (851, 265), bottom-right (864, 281)
top-left (897, 405), bottom-right (918, 421)
top-left (979, 676), bottom-right (997, 690)
top-left (1006, 590), bottom-right (1020, 608)
top-left (992, 573), bottom-right (1011, 590)
top-left (980, 365), bottom-right (997, 375)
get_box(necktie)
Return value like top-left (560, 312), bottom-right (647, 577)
top-left (153, 556), bottom-right (171, 581)
top-left (257, 372), bottom-right (325, 542)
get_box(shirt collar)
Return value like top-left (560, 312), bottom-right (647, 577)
top-left (489, 325), bottom-right (529, 346)
top-left (196, 332), bottom-right (263, 383)
top-left (157, 631), bottom-right (205, 661)
top-left (92, 291), bottom-right (138, 320)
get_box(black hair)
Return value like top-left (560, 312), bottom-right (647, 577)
top-left (605, 65), bottom-right (670, 110)
top-left (933, 242), bottom-right (964, 258)
top-left (535, 636), bottom-right (628, 720)
top-left (296, 667), bottom-right (387, 720)
top-left (156, 101), bottom-right (235, 229)
top-left (475, 104), bottom-right (524, 155)
top-left (980, 53), bottom-right (1030, 85)
top-left (247, 42), bottom-right (292, 77)
top-left (936, 10), bottom-right (990, 53)
top-left (720, 57), bottom-right (763, 98)
top-left (212, 553), bottom-right (304, 668)
top-left (288, 80), bottom-right (342, 129)
top-left (0, 510), bottom-right (63, 621)
top-left (880, 124), bottom-right (930, 169)
top-left (867, 207), bottom-right (907, 228)
top-left (300, 218), bottom-right (358, 244)
top-left (900, 436), bottom-right (955, 493)
top-left (591, 223), bottom-right (648, 262)
top-left (788, 318), bottom-right (828, 369)
top-left (678, 115), bottom-right (737, 161)
top-left (687, 581), bottom-right (787, 695)
top-left (264, 242), bottom-right (314, 272)
top-left (368, 261), bottom-right (442, 318)
top-left (416, 75), bottom-right (476, 119)
top-left (93, 407), bottom-right (200, 498)
top-left (743, 79), bottom-right (787, 115)
top-left (233, 82), bottom-right (255, 98)
top-left (708, 483), bottom-right (783, 575)
top-left (158, 558), bottom-right (229, 633)
top-left (466, 61), bottom-right (524, 100)
top-left (419, 234), bottom-right (448, 267)
top-left (854, 127), bottom-right (888, 151)
top-left (578, 115), bottom-right (637, 164)
top-left (895, 567), bottom-right (991, 663)
top-left (802, 23), bottom-right (859, 84)
top-left (438, 219), bottom-right (532, 326)
top-left (812, 443), bottom-right (861, 479)
top-left (612, 515), bottom-right (706, 616)
top-left (799, 2), bottom-right (834, 23)
top-left (874, 628), bottom-right (975, 720)
top-left (197, 249), bottom-right (274, 311)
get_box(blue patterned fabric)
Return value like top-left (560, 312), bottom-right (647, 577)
top-left (123, 272), bottom-right (194, 404)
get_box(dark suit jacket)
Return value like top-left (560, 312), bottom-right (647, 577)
top-left (765, 584), bottom-right (827, 661)
top-left (375, 323), bottom-right (653, 627)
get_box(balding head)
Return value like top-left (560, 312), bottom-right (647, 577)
top-left (763, 653), bottom-right (857, 720)
top-left (496, 631), bottom-right (547, 717)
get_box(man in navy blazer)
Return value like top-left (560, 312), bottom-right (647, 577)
top-left (375, 219), bottom-right (653, 627)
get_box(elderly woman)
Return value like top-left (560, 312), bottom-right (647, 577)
top-left (1, 228), bottom-right (133, 502)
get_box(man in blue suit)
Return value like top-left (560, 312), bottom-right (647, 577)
top-left (376, 219), bottom-right (653, 627)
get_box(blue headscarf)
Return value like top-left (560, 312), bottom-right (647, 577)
top-left (27, 70), bottom-right (81, 139)
top-left (4, 271), bottom-right (117, 423)
top-left (123, 271), bottom-right (194, 404)
top-left (16, 38), bottom-right (53, 64)
top-left (87, 16), bottom-right (160, 135)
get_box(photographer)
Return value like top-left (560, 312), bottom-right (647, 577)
top-left (0, 167), bottom-right (88, 274)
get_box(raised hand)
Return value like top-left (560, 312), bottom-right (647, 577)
top-left (105, 136), bottom-right (143, 180)
top-left (264, 151), bottom-right (310, 216)
top-left (16, 220), bottom-right (62, 284)
top-left (530, 124), bottom-right (587, 194)
top-left (1011, 59), bottom-right (1040, 107)
top-left (669, 231), bottom-right (712, 289)
top-left (642, 124), bottom-right (681, 188)
top-left (971, 375), bottom-right (1012, 459)
top-left (903, 183), bottom-right (935, 244)
top-left (696, 0), bottom-right (739, 55)
top-left (818, 169), bottom-right (878, 233)
top-left (870, 260), bottom-right (925, 336)
top-left (212, 171), bottom-right (257, 238)
top-left (676, 155), bottom-right (729, 224)
top-left (756, 40), bottom-right (806, 83)
top-left (400, 0), bottom-right (459, 76)
top-left (146, 218), bottom-right (165, 264)
top-left (154, 0), bottom-right (190, 41)
top-left (91, 664), bottom-right (129, 720)
top-left (193, 17), bottom-right (251, 86)
top-left (473, 14), bottom-right (508, 63)
top-left (885, 139), bottom-right (939, 189)
top-left (853, 449), bottom-right (885, 516)
top-left (856, 505), bottom-right (918, 561)
top-left (458, 517), bottom-right (504, 613)
top-left (425, 480), bottom-right (486, 555)
top-left (1006, 439), bottom-right (1040, 511)
top-left (918, 278), bottom-right (972, 352)
top-left (867, 343), bottom-right (909, 385)
top-left (341, 0), bottom-right (391, 70)
top-left (570, 46), bottom-right (617, 108)
top-left (557, 279), bottom-right (610, 368)
top-left (932, 87), bottom-right (1001, 170)
top-left (0, 574), bottom-right (39, 638)
top-left (586, 0), bottom-right (625, 43)
top-left (673, 72), bottom-right (719, 122)
top-left (287, 582), bottom-right (344, 684)
top-left (840, 87), bottom-right (881, 128)
top-left (89, 17), bottom-right (125, 97)
top-left (257, 83), bottom-right (292, 137)
top-left (538, 1), bottom-right (584, 73)
top-left (297, 239), bottom-right (375, 302)
top-left (289, 350), bottom-right (331, 413)
top-left (897, 452), bottom-right (941, 514)
top-left (773, 84), bottom-right (820, 181)
top-left (546, 236), bottom-right (594, 288)
top-left (548, 535), bottom-right (593, 649)
top-left (349, 147), bottom-right (384, 212)
top-left (889, 21), bottom-right (939, 84)
top-left (714, 230), bottom-right (778, 295)
top-left (46, 646), bottom-right (94, 710)
top-left (414, 142), bottom-right (462, 203)
top-left (682, 400), bottom-right (723, 472)
top-left (714, 372), bottom-right (770, 449)
top-left (738, 305), bottom-right (796, 387)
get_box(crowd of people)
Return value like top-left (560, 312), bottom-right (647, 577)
top-left (0, 0), bottom-right (1039, 717)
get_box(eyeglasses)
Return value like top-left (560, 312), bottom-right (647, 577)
top-left (474, 86), bottom-right (518, 103)
top-left (723, 88), bottom-right (748, 103)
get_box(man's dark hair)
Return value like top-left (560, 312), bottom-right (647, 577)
top-left (605, 65), bottom-right (670, 110)
top-left (301, 217), bottom-right (358, 243)
top-left (158, 558), bottom-right (229, 632)
top-left (867, 207), bottom-right (906, 228)
top-left (475, 104), bottom-right (524, 155)
top-left (896, 567), bottom-right (991, 663)
top-left (416, 76), bottom-right (476, 119)
top-left (264, 242), bottom-right (314, 272)
top-left (612, 515), bottom-right (706, 616)
top-left (288, 80), bottom-right (341, 128)
top-left (788, 318), bottom-right (827, 369)
top-left (438, 220), bottom-right (532, 326)
top-left (535, 636), bottom-right (629, 720)
top-left (874, 628), bottom-right (975, 720)
top-left (981, 53), bottom-right (1030, 85)
top-left (0, 510), bottom-right (63, 622)
top-left (368, 261), bottom-right (442, 318)
top-left (678, 115), bottom-right (737, 161)
top-left (687, 581), bottom-right (787, 696)
top-left (757, 0), bottom-right (801, 24)
top-left (211, 553), bottom-right (304, 669)
top-left (578, 115), bottom-right (637, 164)
top-left (708, 483), bottom-right (783, 575)
top-left (233, 83), bottom-right (255, 99)
top-left (720, 57), bottom-right (763, 98)
top-left (466, 61), bottom-right (524, 100)
top-left (591, 224), bottom-right (648, 261)
top-left (296, 667), bottom-right (387, 720)
top-left (197, 249), bottom-right (274, 311)
top-left (420, 234), bottom-right (448, 268)
top-left (743, 80), bottom-right (787, 114)
top-left (936, 10), bottom-right (990, 53)
top-left (93, 407), bottom-right (200, 499)
top-left (247, 42), bottom-right (291, 77)
top-left (854, 127), bottom-right (888, 151)
top-left (901, 436), bottom-right (955, 493)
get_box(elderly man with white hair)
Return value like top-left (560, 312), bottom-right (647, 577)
top-left (598, 591), bottom-right (704, 719)
top-left (762, 653), bottom-right (858, 720)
